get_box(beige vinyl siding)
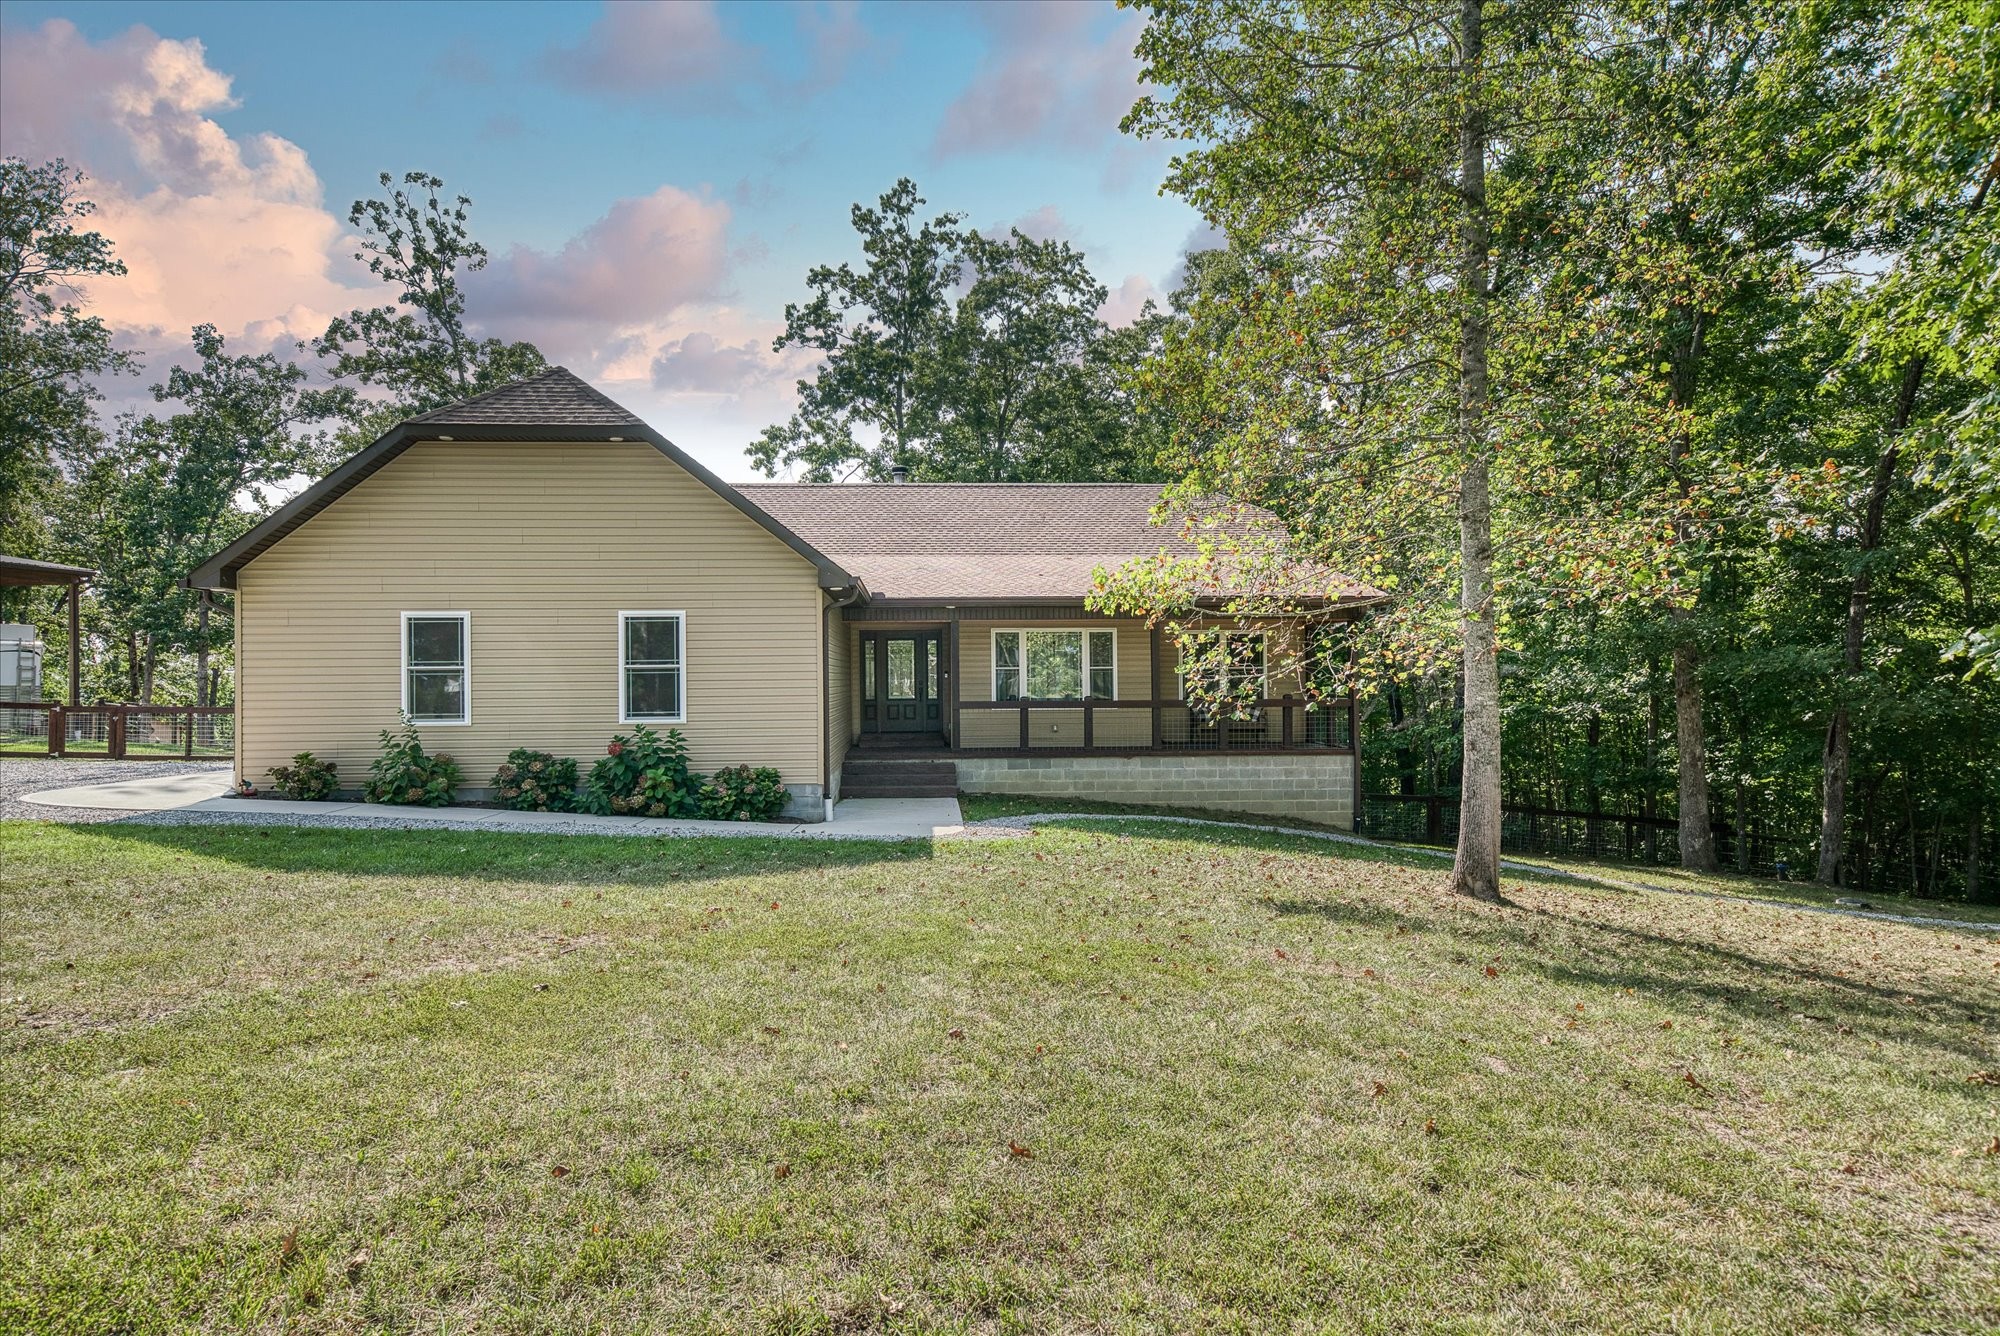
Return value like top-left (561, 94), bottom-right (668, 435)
top-left (235, 441), bottom-right (824, 790)
top-left (957, 620), bottom-right (1154, 748)
top-left (826, 606), bottom-right (851, 787)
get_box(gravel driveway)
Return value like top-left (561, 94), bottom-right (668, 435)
top-left (0, 757), bottom-right (232, 824)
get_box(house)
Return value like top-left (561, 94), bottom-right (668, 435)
top-left (189, 368), bottom-right (1383, 824)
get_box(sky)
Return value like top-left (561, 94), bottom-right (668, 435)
top-left (0, 0), bottom-right (1209, 480)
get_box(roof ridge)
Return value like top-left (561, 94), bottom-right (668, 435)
top-left (404, 366), bottom-right (644, 426)
top-left (405, 365), bottom-right (570, 423)
top-left (735, 481), bottom-right (1164, 489)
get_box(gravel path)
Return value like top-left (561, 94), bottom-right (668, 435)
top-left (0, 758), bottom-right (231, 824)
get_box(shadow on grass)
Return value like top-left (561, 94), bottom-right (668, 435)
top-left (55, 820), bottom-right (937, 889)
top-left (1263, 887), bottom-right (1993, 1068)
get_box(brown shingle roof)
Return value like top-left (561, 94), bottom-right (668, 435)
top-left (735, 483), bottom-right (1382, 603)
top-left (406, 366), bottom-right (643, 427)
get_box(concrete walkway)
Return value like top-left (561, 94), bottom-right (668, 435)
top-left (20, 772), bottom-right (965, 841)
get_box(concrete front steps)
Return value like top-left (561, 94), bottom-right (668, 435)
top-left (841, 757), bottom-right (958, 799)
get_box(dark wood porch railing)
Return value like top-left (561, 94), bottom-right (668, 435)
top-left (0, 702), bottom-right (235, 760)
top-left (955, 697), bottom-right (1355, 755)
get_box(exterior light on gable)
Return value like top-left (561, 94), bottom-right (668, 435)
top-left (437, 435), bottom-right (454, 441)
top-left (608, 436), bottom-right (625, 442)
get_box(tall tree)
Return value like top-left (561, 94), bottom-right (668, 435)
top-left (1107, 0), bottom-right (1679, 900)
top-left (1812, 0), bottom-right (1998, 881)
top-left (310, 172), bottom-right (545, 429)
top-left (751, 180), bottom-right (1165, 483)
top-left (752, 179), bottom-right (966, 481)
top-left (71, 325), bottom-right (350, 703)
top-left (0, 158), bottom-right (133, 550)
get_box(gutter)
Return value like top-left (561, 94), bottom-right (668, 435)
top-left (821, 581), bottom-right (867, 821)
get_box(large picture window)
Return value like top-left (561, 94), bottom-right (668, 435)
top-left (402, 612), bottom-right (469, 724)
top-left (992, 629), bottom-right (1116, 701)
top-left (620, 611), bottom-right (685, 723)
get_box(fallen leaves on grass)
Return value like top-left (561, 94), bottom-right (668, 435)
top-left (947, 1027), bottom-right (964, 1040)
top-left (550, 1165), bottom-right (570, 1179)
top-left (277, 1227), bottom-right (298, 1270)
top-left (773, 1163), bottom-right (791, 1179)
top-left (1008, 1141), bottom-right (1034, 1159)
top-left (1966, 1070), bottom-right (2000, 1087)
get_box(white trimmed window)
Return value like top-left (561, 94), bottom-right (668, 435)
top-left (620, 611), bottom-right (685, 723)
top-left (993, 629), bottom-right (1116, 701)
top-left (1179, 632), bottom-right (1267, 708)
top-left (402, 612), bottom-right (469, 724)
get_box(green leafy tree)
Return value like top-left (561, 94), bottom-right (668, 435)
top-left (752, 179), bottom-right (1165, 483)
top-left (0, 158), bottom-right (133, 551)
top-left (70, 325), bottom-right (351, 703)
top-left (752, 179), bottom-right (965, 480)
top-left (310, 172), bottom-right (546, 430)
top-left (1103, 0), bottom-right (1685, 900)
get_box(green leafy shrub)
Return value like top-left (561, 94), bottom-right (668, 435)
top-left (491, 748), bottom-right (578, 812)
top-left (363, 720), bottom-right (461, 807)
top-left (266, 751), bottom-right (339, 801)
top-left (697, 765), bottom-right (788, 821)
top-left (583, 725), bottom-right (700, 818)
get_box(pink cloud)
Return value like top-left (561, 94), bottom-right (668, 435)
top-left (1100, 274), bottom-right (1162, 328)
top-left (477, 186), bottom-right (733, 328)
top-left (541, 1), bottom-right (745, 105)
top-left (0, 20), bottom-right (357, 351)
top-left (931, 4), bottom-right (1146, 160)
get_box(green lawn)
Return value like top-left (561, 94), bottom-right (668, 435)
top-left (959, 793), bottom-right (2000, 925)
top-left (2, 818), bottom-right (1995, 1333)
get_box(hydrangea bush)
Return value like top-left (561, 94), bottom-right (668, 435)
top-left (491, 748), bottom-right (579, 812)
top-left (363, 720), bottom-right (461, 807)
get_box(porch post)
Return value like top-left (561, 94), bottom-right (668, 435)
top-left (67, 576), bottom-right (82, 706)
top-left (1149, 624), bottom-right (1163, 748)
top-left (949, 610), bottom-right (962, 750)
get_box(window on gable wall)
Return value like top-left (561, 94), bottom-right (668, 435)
top-left (620, 612), bottom-right (685, 723)
top-left (403, 613), bottom-right (469, 724)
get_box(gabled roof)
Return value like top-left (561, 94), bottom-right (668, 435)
top-left (186, 369), bottom-right (856, 592)
top-left (737, 483), bottom-right (1387, 604)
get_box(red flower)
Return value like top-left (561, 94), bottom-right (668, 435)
top-left (607, 741), bottom-right (624, 756)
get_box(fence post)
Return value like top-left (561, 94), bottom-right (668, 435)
top-left (49, 705), bottom-right (65, 757)
top-left (1426, 796), bottom-right (1443, 845)
top-left (184, 706), bottom-right (195, 759)
top-left (108, 708), bottom-right (126, 760)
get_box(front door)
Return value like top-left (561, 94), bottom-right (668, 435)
top-left (861, 632), bottom-right (943, 733)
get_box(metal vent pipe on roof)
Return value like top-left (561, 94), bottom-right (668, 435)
top-left (889, 464), bottom-right (909, 484)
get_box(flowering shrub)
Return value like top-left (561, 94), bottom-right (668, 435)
top-left (363, 719), bottom-right (461, 807)
top-left (697, 765), bottom-right (788, 821)
top-left (491, 748), bottom-right (578, 812)
top-left (583, 724), bottom-right (700, 817)
top-left (266, 751), bottom-right (339, 801)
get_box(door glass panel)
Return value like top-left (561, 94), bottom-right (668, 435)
top-left (1025, 631), bottom-right (1083, 699)
top-left (927, 640), bottom-right (939, 698)
top-left (864, 645), bottom-right (876, 700)
top-left (887, 639), bottom-right (916, 699)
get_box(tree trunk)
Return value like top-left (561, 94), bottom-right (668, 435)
top-left (1673, 637), bottom-right (1717, 870)
top-left (1448, 0), bottom-right (1502, 903)
top-left (1817, 355), bottom-right (1926, 884)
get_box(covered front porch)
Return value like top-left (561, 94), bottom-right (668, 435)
top-left (843, 604), bottom-right (1358, 759)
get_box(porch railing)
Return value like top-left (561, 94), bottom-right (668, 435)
top-left (0, 703), bottom-right (235, 760)
top-left (956, 697), bottom-right (1354, 753)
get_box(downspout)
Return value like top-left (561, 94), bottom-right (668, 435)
top-left (822, 581), bottom-right (866, 821)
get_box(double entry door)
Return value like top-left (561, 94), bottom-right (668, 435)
top-left (860, 631), bottom-right (944, 734)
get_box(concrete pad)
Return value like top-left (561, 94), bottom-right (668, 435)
top-left (829, 797), bottom-right (966, 839)
top-left (20, 775), bottom-right (964, 843)
top-left (22, 770), bottom-right (234, 810)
